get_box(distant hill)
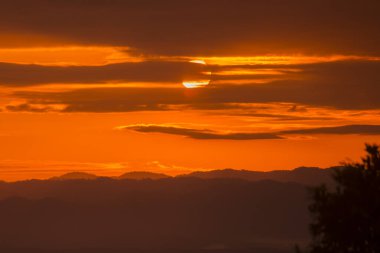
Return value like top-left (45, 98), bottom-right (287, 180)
top-left (0, 166), bottom-right (341, 253)
top-left (0, 177), bottom-right (309, 253)
top-left (49, 171), bottom-right (169, 181)
top-left (118, 171), bottom-right (169, 180)
top-left (47, 167), bottom-right (336, 186)
top-left (50, 172), bottom-right (99, 180)
top-left (181, 167), bottom-right (337, 186)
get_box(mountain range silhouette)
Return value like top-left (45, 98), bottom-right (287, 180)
top-left (47, 167), bottom-right (336, 186)
top-left (0, 167), bottom-right (336, 253)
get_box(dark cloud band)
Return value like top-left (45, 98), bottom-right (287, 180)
top-left (1, 0), bottom-right (379, 56)
top-left (0, 61), bottom-right (208, 86)
top-left (120, 124), bottom-right (380, 140)
top-left (121, 124), bottom-right (282, 140)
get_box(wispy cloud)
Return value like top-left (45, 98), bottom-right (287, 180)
top-left (119, 124), bottom-right (380, 140)
top-left (0, 160), bottom-right (129, 181)
top-left (6, 60), bottom-right (380, 112)
top-left (118, 124), bottom-right (282, 140)
top-left (0, 61), bottom-right (206, 86)
top-left (0, 46), bottom-right (136, 66)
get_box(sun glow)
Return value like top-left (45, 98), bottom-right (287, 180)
top-left (182, 60), bottom-right (211, 88)
top-left (182, 80), bottom-right (211, 88)
top-left (189, 59), bottom-right (207, 65)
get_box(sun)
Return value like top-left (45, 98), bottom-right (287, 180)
top-left (182, 80), bottom-right (210, 89)
top-left (182, 60), bottom-right (211, 88)
top-left (189, 59), bottom-right (207, 65)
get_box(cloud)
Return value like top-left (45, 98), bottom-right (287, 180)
top-left (0, 160), bottom-right (128, 181)
top-left (5, 103), bottom-right (56, 112)
top-left (0, 46), bottom-right (135, 66)
top-left (120, 124), bottom-right (282, 140)
top-left (4, 60), bottom-right (380, 112)
top-left (280, 125), bottom-right (380, 135)
top-left (230, 113), bottom-right (334, 122)
top-left (0, 61), bottom-right (208, 86)
top-left (0, 0), bottom-right (379, 56)
top-left (120, 124), bottom-right (380, 140)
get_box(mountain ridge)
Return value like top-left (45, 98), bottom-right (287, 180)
top-left (42, 166), bottom-right (338, 186)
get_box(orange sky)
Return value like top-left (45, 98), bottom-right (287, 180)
top-left (1, 0), bottom-right (380, 181)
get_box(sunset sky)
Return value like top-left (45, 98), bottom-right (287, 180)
top-left (1, 0), bottom-right (380, 181)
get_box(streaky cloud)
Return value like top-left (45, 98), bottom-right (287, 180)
top-left (120, 124), bottom-right (282, 140)
top-left (120, 124), bottom-right (380, 140)
top-left (6, 60), bottom-right (380, 111)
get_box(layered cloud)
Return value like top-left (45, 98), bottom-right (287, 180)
top-left (1, 1), bottom-right (380, 113)
top-left (120, 124), bottom-right (281, 140)
top-left (120, 124), bottom-right (380, 140)
top-left (0, 46), bottom-right (135, 66)
top-left (5, 60), bottom-right (380, 111)
top-left (1, 0), bottom-right (379, 56)
top-left (2, 0), bottom-right (380, 181)
top-left (0, 61), bottom-right (208, 86)
top-left (0, 160), bottom-right (128, 181)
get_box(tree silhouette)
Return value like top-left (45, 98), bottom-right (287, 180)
top-left (308, 144), bottom-right (380, 253)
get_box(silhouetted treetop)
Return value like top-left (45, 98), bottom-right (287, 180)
top-left (308, 144), bottom-right (380, 253)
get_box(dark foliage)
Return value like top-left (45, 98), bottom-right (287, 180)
top-left (308, 144), bottom-right (380, 253)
